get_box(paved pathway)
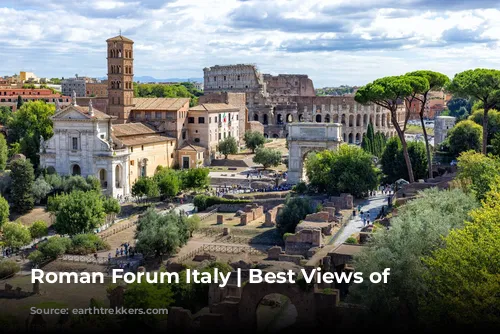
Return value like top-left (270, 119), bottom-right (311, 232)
top-left (332, 193), bottom-right (389, 246)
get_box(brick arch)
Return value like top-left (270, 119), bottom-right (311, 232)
top-left (238, 282), bottom-right (316, 330)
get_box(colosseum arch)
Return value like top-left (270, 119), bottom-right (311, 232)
top-left (355, 133), bottom-right (361, 143)
top-left (370, 115), bottom-right (374, 125)
top-left (376, 114), bottom-right (380, 127)
top-left (381, 114), bottom-right (386, 126)
top-left (253, 113), bottom-right (259, 121)
top-left (286, 114), bottom-right (293, 122)
top-left (263, 114), bottom-right (268, 125)
top-left (386, 114), bottom-right (391, 126)
top-left (315, 114), bottom-right (322, 123)
top-left (363, 114), bottom-right (368, 126)
top-left (333, 114), bottom-right (339, 123)
top-left (356, 114), bottom-right (361, 127)
top-left (348, 133), bottom-right (353, 143)
top-left (349, 115), bottom-right (354, 127)
top-left (298, 114), bottom-right (304, 122)
top-left (277, 114), bottom-right (284, 124)
top-left (324, 114), bottom-right (330, 123)
top-left (341, 114), bottom-right (346, 125)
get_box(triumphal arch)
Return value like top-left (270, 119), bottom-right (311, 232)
top-left (287, 123), bottom-right (343, 184)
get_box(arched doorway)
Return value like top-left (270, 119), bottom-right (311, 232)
top-left (256, 293), bottom-right (297, 332)
top-left (277, 114), bottom-right (283, 124)
top-left (355, 133), bottom-right (361, 143)
top-left (71, 164), bottom-right (81, 176)
top-left (263, 114), bottom-right (268, 125)
top-left (324, 114), bottom-right (330, 123)
top-left (272, 134), bottom-right (279, 138)
top-left (253, 113), bottom-right (259, 121)
top-left (98, 169), bottom-right (107, 189)
top-left (115, 165), bottom-right (123, 188)
top-left (356, 114), bottom-right (361, 127)
top-left (286, 114), bottom-right (293, 123)
top-left (348, 133), bottom-right (353, 143)
top-left (349, 115), bottom-right (354, 127)
top-left (264, 133), bottom-right (269, 138)
top-left (315, 114), bottom-right (322, 123)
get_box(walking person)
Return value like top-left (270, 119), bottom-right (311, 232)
top-left (115, 248), bottom-right (119, 257)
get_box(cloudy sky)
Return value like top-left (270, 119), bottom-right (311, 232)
top-left (1, 0), bottom-right (500, 87)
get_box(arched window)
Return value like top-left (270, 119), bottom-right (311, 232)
top-left (341, 114), bottom-right (346, 125)
top-left (324, 114), bottom-right (330, 123)
top-left (315, 114), bottom-right (322, 123)
top-left (298, 114), bottom-right (304, 122)
top-left (286, 114), bottom-right (293, 123)
top-left (348, 133), bottom-right (353, 143)
top-left (263, 114), bottom-right (268, 125)
top-left (71, 164), bottom-right (81, 176)
top-left (277, 114), bottom-right (283, 124)
top-left (356, 114), bottom-right (361, 127)
top-left (253, 113), bottom-right (259, 121)
top-left (115, 165), bottom-right (122, 188)
top-left (99, 169), bottom-right (107, 189)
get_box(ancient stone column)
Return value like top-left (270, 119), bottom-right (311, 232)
top-left (217, 214), bottom-right (224, 225)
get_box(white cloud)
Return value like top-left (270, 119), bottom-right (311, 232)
top-left (1, 0), bottom-right (500, 86)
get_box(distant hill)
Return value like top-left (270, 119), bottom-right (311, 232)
top-left (99, 76), bottom-right (203, 83)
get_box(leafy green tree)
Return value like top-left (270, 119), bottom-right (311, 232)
top-left (102, 196), bottom-right (121, 224)
top-left (32, 176), bottom-right (53, 204)
top-left (446, 120), bottom-right (482, 157)
top-left (7, 101), bottom-right (55, 166)
top-left (253, 147), bottom-right (282, 170)
top-left (0, 106), bottom-right (13, 125)
top-left (447, 69), bottom-right (500, 154)
top-left (38, 236), bottom-right (71, 259)
top-left (492, 132), bottom-right (500, 156)
top-left (124, 280), bottom-right (173, 325)
top-left (28, 250), bottom-right (45, 265)
top-left (16, 95), bottom-right (23, 110)
top-left (62, 175), bottom-right (91, 193)
top-left (153, 167), bottom-right (181, 197)
top-left (217, 136), bottom-right (238, 159)
top-left (10, 158), bottom-right (35, 213)
top-left (29, 220), bottom-right (48, 239)
top-left (405, 71), bottom-right (450, 178)
top-left (276, 196), bottom-right (314, 235)
top-left (134, 208), bottom-right (190, 258)
top-left (446, 98), bottom-right (472, 119)
top-left (53, 191), bottom-right (106, 235)
top-left (0, 134), bottom-right (7, 171)
top-left (421, 180), bottom-right (500, 326)
top-left (348, 188), bottom-right (478, 321)
top-left (381, 137), bottom-right (428, 183)
top-left (1, 221), bottom-right (32, 248)
top-left (456, 151), bottom-right (500, 201)
top-left (356, 75), bottom-right (429, 183)
top-left (0, 195), bottom-right (9, 228)
top-left (0, 259), bottom-right (20, 278)
top-left (181, 168), bottom-right (209, 190)
top-left (186, 214), bottom-right (200, 237)
top-left (243, 131), bottom-right (265, 153)
top-left (468, 108), bottom-right (500, 144)
top-left (305, 145), bottom-right (379, 197)
top-left (131, 176), bottom-right (159, 199)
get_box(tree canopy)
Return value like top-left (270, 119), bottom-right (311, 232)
top-left (253, 147), bottom-right (282, 170)
top-left (468, 108), bottom-right (500, 144)
top-left (380, 137), bottom-right (428, 183)
top-left (446, 120), bottom-right (483, 157)
top-left (134, 207), bottom-right (190, 258)
top-left (447, 69), bottom-right (500, 154)
top-left (217, 136), bottom-right (238, 159)
top-left (348, 188), bottom-right (478, 320)
top-left (276, 196), bottom-right (314, 235)
top-left (0, 195), bottom-right (9, 228)
top-left (305, 144), bottom-right (378, 197)
top-left (361, 123), bottom-right (386, 158)
top-left (243, 131), bottom-right (265, 153)
top-left (7, 101), bottom-right (55, 166)
top-left (456, 151), bottom-right (500, 201)
top-left (10, 158), bottom-right (35, 213)
top-left (1, 221), bottom-right (32, 248)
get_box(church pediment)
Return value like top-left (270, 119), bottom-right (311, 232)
top-left (52, 105), bottom-right (91, 120)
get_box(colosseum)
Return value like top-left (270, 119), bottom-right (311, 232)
top-left (203, 64), bottom-right (404, 142)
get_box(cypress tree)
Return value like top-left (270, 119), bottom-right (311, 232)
top-left (17, 95), bottom-right (23, 110)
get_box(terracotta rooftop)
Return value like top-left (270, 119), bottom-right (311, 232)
top-left (118, 135), bottom-right (174, 146)
top-left (106, 35), bottom-right (134, 43)
top-left (112, 123), bottom-right (157, 137)
top-left (132, 98), bottom-right (189, 111)
top-left (189, 103), bottom-right (239, 112)
top-left (178, 142), bottom-right (205, 152)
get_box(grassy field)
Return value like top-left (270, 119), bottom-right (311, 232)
top-left (405, 124), bottom-right (434, 135)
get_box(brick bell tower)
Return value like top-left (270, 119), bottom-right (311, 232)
top-left (106, 34), bottom-right (135, 123)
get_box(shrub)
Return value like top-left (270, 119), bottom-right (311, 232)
top-left (67, 234), bottom-right (110, 255)
top-left (29, 220), bottom-right (48, 239)
top-left (28, 250), bottom-right (46, 265)
top-left (345, 236), bottom-right (358, 244)
top-left (293, 181), bottom-right (308, 194)
top-left (0, 260), bottom-right (20, 278)
top-left (38, 237), bottom-right (71, 259)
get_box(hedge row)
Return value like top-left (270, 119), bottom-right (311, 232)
top-left (193, 195), bottom-right (250, 211)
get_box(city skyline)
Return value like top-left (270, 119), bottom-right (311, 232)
top-left (2, 0), bottom-right (500, 87)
